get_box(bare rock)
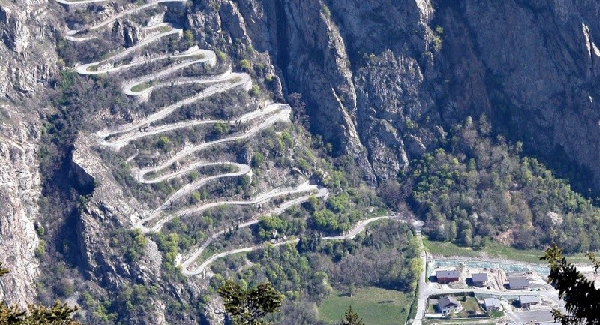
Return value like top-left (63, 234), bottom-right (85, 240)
top-left (0, 116), bottom-right (41, 307)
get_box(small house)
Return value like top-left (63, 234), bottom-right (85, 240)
top-left (518, 295), bottom-right (540, 308)
top-left (437, 296), bottom-right (461, 315)
top-left (436, 270), bottom-right (460, 284)
top-left (483, 298), bottom-right (501, 311)
top-left (508, 277), bottom-right (530, 290)
top-left (471, 273), bottom-right (488, 287)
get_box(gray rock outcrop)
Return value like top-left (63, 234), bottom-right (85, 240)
top-left (221, 0), bottom-right (600, 187)
top-left (0, 0), bottom-right (58, 306)
top-left (0, 0), bottom-right (57, 100)
top-left (0, 112), bottom-right (41, 307)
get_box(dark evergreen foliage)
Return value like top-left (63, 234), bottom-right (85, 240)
top-left (339, 305), bottom-right (365, 325)
top-left (0, 264), bottom-right (80, 325)
top-left (542, 246), bottom-right (600, 325)
top-left (218, 280), bottom-right (284, 325)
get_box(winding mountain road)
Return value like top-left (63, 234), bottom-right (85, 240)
top-left (185, 213), bottom-right (410, 277)
top-left (55, 0), bottom-right (109, 6)
top-left (186, 215), bottom-right (425, 278)
top-left (179, 186), bottom-right (329, 276)
top-left (62, 0), bottom-right (330, 278)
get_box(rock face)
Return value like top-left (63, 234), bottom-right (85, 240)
top-left (439, 1), bottom-right (600, 188)
top-left (0, 0), bottom-right (58, 100)
top-left (212, 0), bottom-right (600, 187)
top-left (0, 0), bottom-right (57, 306)
top-left (347, 0), bottom-right (600, 187)
top-left (199, 0), bottom-right (439, 183)
top-left (0, 114), bottom-right (41, 307)
top-left (112, 20), bottom-right (141, 47)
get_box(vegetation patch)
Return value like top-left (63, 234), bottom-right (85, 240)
top-left (424, 232), bottom-right (595, 264)
top-left (455, 296), bottom-right (484, 317)
top-left (176, 54), bottom-right (205, 60)
top-left (131, 81), bottom-right (154, 92)
top-left (318, 287), bottom-right (412, 325)
top-left (408, 115), bottom-right (600, 254)
top-left (158, 25), bottom-right (172, 33)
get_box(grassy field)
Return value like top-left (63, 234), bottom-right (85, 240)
top-left (423, 238), bottom-right (596, 264)
top-left (456, 296), bottom-right (483, 317)
top-left (319, 287), bottom-right (412, 325)
top-left (427, 302), bottom-right (436, 313)
top-left (131, 81), bottom-right (153, 93)
top-left (480, 242), bottom-right (545, 264)
top-left (423, 239), bottom-right (481, 258)
top-left (423, 237), bottom-right (544, 263)
top-left (488, 310), bottom-right (504, 318)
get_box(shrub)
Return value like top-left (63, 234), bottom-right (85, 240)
top-left (213, 122), bottom-right (230, 136)
top-left (158, 136), bottom-right (171, 150)
top-left (321, 5), bottom-right (331, 18)
top-left (251, 152), bottom-right (265, 168)
top-left (55, 278), bottom-right (75, 297)
top-left (240, 59), bottom-right (251, 70)
top-left (250, 84), bottom-right (260, 97)
top-left (184, 30), bottom-right (194, 47)
top-left (35, 240), bottom-right (46, 258)
top-left (216, 50), bottom-right (227, 62)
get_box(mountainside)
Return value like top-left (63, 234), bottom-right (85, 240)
top-left (265, 0), bottom-right (600, 189)
top-left (1, 0), bottom-right (600, 323)
top-left (0, 0), bottom-right (58, 307)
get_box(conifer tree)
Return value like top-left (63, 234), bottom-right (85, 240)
top-left (542, 245), bottom-right (600, 324)
top-left (339, 305), bottom-right (365, 325)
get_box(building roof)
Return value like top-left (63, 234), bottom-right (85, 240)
top-left (508, 277), bottom-right (530, 288)
top-left (519, 295), bottom-right (539, 304)
top-left (436, 270), bottom-right (460, 278)
top-left (472, 273), bottom-right (488, 282)
top-left (483, 298), bottom-right (501, 308)
top-left (438, 296), bottom-right (460, 308)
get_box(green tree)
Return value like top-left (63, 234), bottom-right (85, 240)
top-left (217, 280), bottom-right (284, 325)
top-left (0, 264), bottom-right (80, 324)
top-left (240, 59), bottom-right (251, 70)
top-left (249, 84), bottom-right (260, 97)
top-left (184, 30), bottom-right (194, 47)
top-left (251, 153), bottom-right (265, 169)
top-left (348, 283), bottom-right (356, 297)
top-left (541, 245), bottom-right (600, 324)
top-left (213, 122), bottom-right (230, 136)
top-left (447, 221), bottom-right (457, 241)
top-left (339, 305), bottom-right (365, 325)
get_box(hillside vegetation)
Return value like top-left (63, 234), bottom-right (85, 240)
top-left (407, 116), bottom-right (600, 253)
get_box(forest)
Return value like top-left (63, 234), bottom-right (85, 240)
top-left (406, 115), bottom-right (600, 253)
top-left (209, 220), bottom-right (421, 325)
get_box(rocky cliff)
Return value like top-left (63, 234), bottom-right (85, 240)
top-left (0, 0), bottom-right (58, 306)
top-left (0, 114), bottom-right (41, 307)
top-left (435, 0), bottom-right (600, 189)
top-left (228, 0), bottom-right (600, 188)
